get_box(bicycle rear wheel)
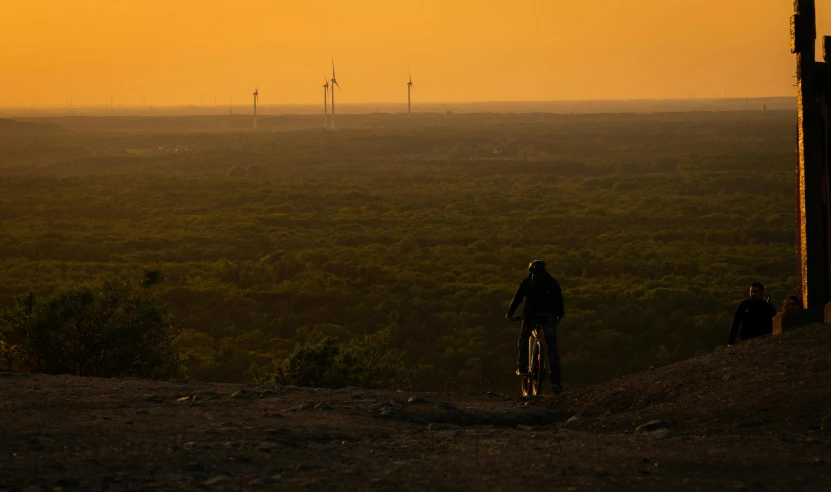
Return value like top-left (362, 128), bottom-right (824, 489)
top-left (529, 337), bottom-right (544, 396)
top-left (521, 336), bottom-right (537, 397)
top-left (520, 335), bottom-right (544, 397)
top-left (533, 338), bottom-right (546, 396)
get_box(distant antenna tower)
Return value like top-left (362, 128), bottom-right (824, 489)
top-left (110, 96), bottom-right (114, 111)
top-left (323, 76), bottom-right (329, 129)
top-left (407, 70), bottom-right (414, 118)
top-left (330, 60), bottom-right (341, 129)
top-left (253, 86), bottom-right (259, 130)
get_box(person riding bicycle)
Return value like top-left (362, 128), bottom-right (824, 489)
top-left (506, 260), bottom-right (565, 394)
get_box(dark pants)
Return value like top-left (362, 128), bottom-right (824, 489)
top-left (517, 313), bottom-right (561, 387)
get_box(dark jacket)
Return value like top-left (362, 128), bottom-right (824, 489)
top-left (507, 272), bottom-right (564, 319)
top-left (728, 298), bottom-right (777, 344)
top-left (779, 310), bottom-right (810, 332)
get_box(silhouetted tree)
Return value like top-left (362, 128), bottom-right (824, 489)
top-left (0, 275), bottom-right (182, 379)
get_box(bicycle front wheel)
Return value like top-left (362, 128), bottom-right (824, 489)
top-left (530, 338), bottom-right (543, 396)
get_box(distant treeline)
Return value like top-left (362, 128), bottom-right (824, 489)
top-left (0, 112), bottom-right (797, 391)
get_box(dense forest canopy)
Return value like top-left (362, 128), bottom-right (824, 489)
top-left (0, 111), bottom-right (797, 391)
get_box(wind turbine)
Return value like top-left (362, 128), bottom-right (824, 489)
top-left (330, 60), bottom-right (340, 129)
top-left (407, 70), bottom-right (414, 118)
top-left (323, 76), bottom-right (329, 129)
top-left (252, 86), bottom-right (259, 130)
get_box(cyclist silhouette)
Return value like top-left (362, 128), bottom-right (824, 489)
top-left (506, 260), bottom-right (565, 394)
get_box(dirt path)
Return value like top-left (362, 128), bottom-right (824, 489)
top-left (2, 326), bottom-right (831, 491)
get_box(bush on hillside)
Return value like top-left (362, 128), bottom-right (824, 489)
top-left (0, 271), bottom-right (182, 379)
top-left (274, 326), bottom-right (410, 390)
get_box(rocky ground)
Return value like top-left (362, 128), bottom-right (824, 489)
top-left (2, 325), bottom-right (831, 491)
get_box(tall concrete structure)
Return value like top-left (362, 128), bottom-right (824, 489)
top-left (791, 0), bottom-right (831, 321)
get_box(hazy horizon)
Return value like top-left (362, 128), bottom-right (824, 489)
top-left (3, 1), bottom-right (828, 107)
top-left (0, 96), bottom-right (796, 118)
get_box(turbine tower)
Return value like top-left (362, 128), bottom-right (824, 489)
top-left (407, 71), bottom-right (414, 118)
top-left (330, 60), bottom-right (340, 129)
top-left (323, 76), bottom-right (329, 129)
top-left (252, 86), bottom-right (259, 130)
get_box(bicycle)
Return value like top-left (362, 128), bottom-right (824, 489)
top-left (510, 314), bottom-right (547, 397)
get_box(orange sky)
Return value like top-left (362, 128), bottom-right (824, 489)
top-left (1, 0), bottom-right (830, 107)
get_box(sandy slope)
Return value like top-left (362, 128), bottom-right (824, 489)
top-left (1, 326), bottom-right (830, 491)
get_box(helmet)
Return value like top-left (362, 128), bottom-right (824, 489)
top-left (528, 260), bottom-right (546, 272)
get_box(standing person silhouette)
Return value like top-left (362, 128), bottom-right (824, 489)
top-left (728, 282), bottom-right (777, 346)
top-left (506, 260), bottom-right (565, 394)
top-left (779, 295), bottom-right (809, 332)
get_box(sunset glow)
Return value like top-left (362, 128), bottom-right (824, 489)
top-left (2, 0), bottom-right (830, 107)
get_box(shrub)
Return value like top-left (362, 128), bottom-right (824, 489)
top-left (0, 272), bottom-right (182, 379)
top-left (273, 327), bottom-right (410, 390)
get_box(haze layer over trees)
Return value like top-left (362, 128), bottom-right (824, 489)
top-left (0, 111), bottom-right (796, 391)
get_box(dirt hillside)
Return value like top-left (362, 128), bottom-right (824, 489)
top-left (2, 325), bottom-right (830, 491)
